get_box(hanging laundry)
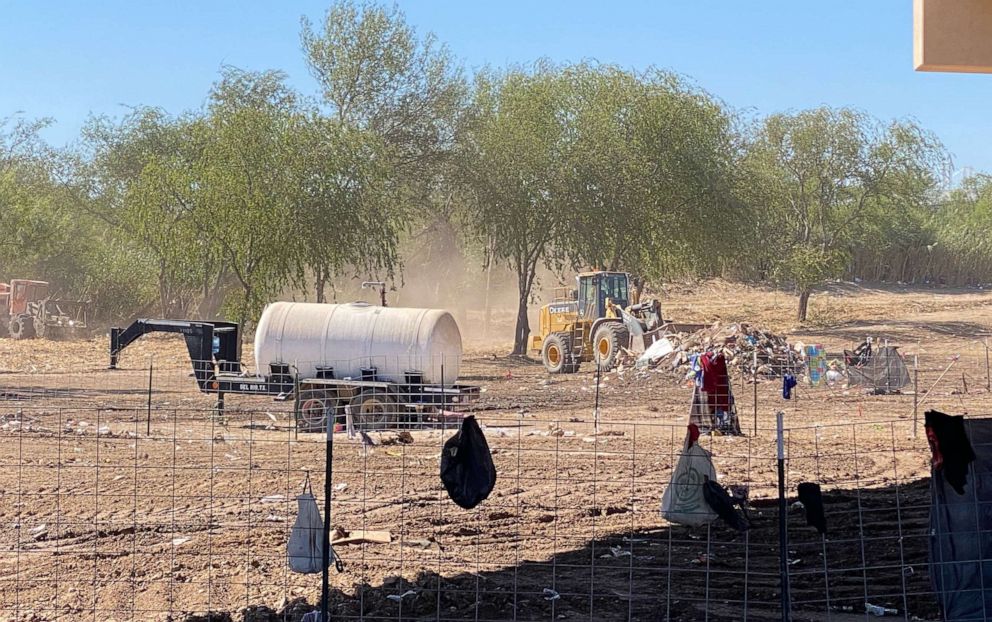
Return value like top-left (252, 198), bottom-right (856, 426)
top-left (782, 374), bottom-right (797, 400)
top-left (925, 410), bottom-right (976, 495)
top-left (703, 476), bottom-right (748, 531)
top-left (700, 351), bottom-right (730, 413)
top-left (797, 482), bottom-right (827, 534)
top-left (440, 416), bottom-right (497, 509)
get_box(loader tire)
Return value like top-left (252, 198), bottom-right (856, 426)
top-left (8, 315), bottom-right (35, 340)
top-left (542, 333), bottom-right (579, 374)
top-left (593, 323), bottom-right (629, 371)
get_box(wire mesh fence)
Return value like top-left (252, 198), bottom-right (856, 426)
top-left (0, 338), bottom-right (987, 621)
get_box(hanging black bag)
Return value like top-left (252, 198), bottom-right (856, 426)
top-left (440, 415), bottom-right (497, 509)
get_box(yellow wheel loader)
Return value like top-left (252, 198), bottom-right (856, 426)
top-left (530, 271), bottom-right (666, 373)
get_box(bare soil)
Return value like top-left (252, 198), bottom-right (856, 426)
top-left (1, 281), bottom-right (990, 621)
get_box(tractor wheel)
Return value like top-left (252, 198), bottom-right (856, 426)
top-left (593, 323), bottom-right (629, 371)
top-left (350, 390), bottom-right (399, 431)
top-left (0, 318), bottom-right (8, 338)
top-left (8, 315), bottom-right (35, 340)
top-left (542, 333), bottom-right (579, 374)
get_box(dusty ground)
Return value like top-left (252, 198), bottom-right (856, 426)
top-left (1, 281), bottom-right (990, 621)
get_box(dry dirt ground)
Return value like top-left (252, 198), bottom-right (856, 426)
top-left (1, 281), bottom-right (991, 621)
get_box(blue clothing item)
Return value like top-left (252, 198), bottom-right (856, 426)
top-left (783, 374), bottom-right (797, 399)
top-left (688, 354), bottom-right (703, 386)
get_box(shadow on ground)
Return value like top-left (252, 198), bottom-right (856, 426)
top-left (187, 478), bottom-right (939, 622)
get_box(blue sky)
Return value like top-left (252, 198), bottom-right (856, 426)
top-left (1, 1), bottom-right (989, 175)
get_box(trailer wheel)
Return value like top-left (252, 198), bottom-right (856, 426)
top-left (350, 390), bottom-right (398, 431)
top-left (8, 315), bottom-right (35, 340)
top-left (299, 398), bottom-right (331, 432)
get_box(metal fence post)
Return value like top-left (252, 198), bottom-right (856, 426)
top-left (594, 360), bottom-right (602, 434)
top-left (913, 355), bottom-right (919, 439)
top-left (985, 338), bottom-right (990, 392)
top-left (146, 356), bottom-right (153, 436)
top-left (753, 350), bottom-right (758, 435)
top-left (320, 408), bottom-right (334, 621)
top-left (776, 411), bottom-right (791, 622)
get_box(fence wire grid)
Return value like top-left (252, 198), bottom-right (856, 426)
top-left (0, 336), bottom-right (990, 622)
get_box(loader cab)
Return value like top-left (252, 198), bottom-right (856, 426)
top-left (576, 272), bottom-right (629, 320)
top-left (8, 280), bottom-right (49, 315)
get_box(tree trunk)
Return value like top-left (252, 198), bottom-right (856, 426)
top-left (797, 290), bottom-right (811, 322)
top-left (483, 259), bottom-right (493, 340)
top-left (512, 292), bottom-right (530, 355)
top-left (315, 267), bottom-right (326, 304)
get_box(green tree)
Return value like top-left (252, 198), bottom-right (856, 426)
top-left (563, 65), bottom-right (740, 280)
top-left (457, 64), bottom-right (572, 355)
top-left (302, 0), bottom-right (467, 301)
top-left (81, 109), bottom-right (223, 317)
top-left (283, 111), bottom-right (401, 302)
top-left (744, 108), bottom-right (945, 321)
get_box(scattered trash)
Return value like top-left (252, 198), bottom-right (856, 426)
top-left (542, 588), bottom-right (560, 601)
top-left (171, 537), bottom-right (191, 546)
top-left (865, 602), bottom-right (898, 616)
top-left (331, 527), bottom-right (392, 546)
top-left (621, 321), bottom-right (803, 380)
top-left (260, 494), bottom-right (286, 504)
top-left (333, 483), bottom-right (348, 492)
top-left (636, 338), bottom-right (675, 367)
top-left (386, 590), bottom-right (417, 602)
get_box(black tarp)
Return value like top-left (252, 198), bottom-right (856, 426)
top-left (930, 416), bottom-right (992, 621)
top-left (847, 345), bottom-right (911, 391)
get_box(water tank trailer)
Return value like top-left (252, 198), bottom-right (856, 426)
top-left (109, 302), bottom-right (479, 430)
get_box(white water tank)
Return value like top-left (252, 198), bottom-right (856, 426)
top-left (254, 302), bottom-right (462, 385)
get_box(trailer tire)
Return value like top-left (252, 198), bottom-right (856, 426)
top-left (299, 398), bottom-right (332, 432)
top-left (350, 390), bottom-right (399, 431)
top-left (8, 315), bottom-right (35, 340)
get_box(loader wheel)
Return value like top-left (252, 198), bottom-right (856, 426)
top-left (32, 318), bottom-right (47, 340)
top-left (593, 323), bottom-right (629, 371)
top-left (8, 315), bottom-right (35, 340)
top-left (350, 390), bottom-right (399, 431)
top-left (542, 333), bottom-right (579, 374)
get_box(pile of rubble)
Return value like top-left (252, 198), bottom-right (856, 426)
top-left (621, 322), bottom-right (803, 380)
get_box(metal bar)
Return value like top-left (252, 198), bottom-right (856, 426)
top-left (753, 350), bottom-right (758, 434)
top-left (146, 358), bottom-right (153, 436)
top-left (913, 355), bottom-right (920, 439)
top-left (776, 411), bottom-right (791, 622)
top-left (320, 416), bottom-right (333, 620)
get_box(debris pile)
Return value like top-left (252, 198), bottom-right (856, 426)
top-left (623, 322), bottom-right (803, 379)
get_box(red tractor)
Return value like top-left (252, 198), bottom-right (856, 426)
top-left (0, 280), bottom-right (88, 340)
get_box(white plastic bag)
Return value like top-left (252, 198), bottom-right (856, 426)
top-left (288, 477), bottom-right (330, 574)
top-left (661, 434), bottom-right (718, 526)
